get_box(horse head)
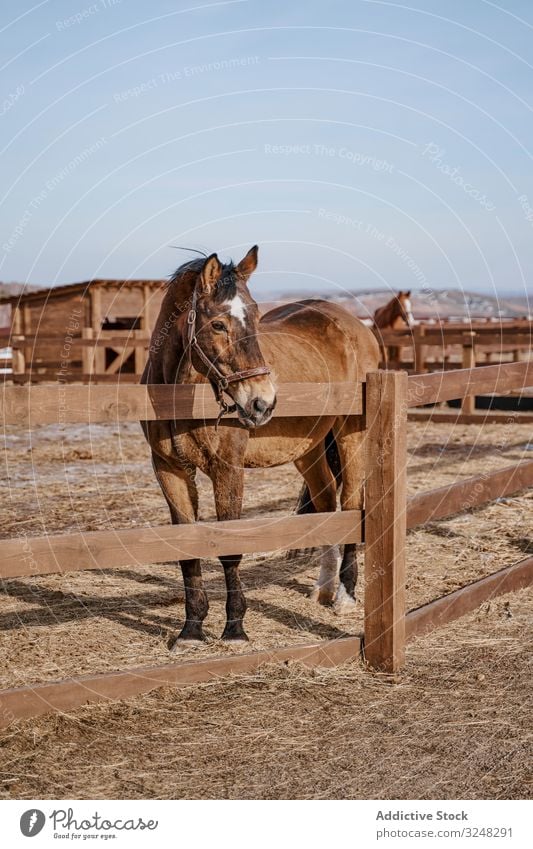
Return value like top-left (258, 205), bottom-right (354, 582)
top-left (396, 290), bottom-right (415, 326)
top-left (183, 246), bottom-right (277, 428)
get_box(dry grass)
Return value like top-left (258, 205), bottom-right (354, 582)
top-left (0, 418), bottom-right (531, 798)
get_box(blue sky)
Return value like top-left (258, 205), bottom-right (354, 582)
top-left (1, 0), bottom-right (533, 297)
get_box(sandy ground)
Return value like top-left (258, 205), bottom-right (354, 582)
top-left (0, 417), bottom-right (532, 799)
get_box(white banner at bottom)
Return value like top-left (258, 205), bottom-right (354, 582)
top-left (1, 799), bottom-right (531, 848)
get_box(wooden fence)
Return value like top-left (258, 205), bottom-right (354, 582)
top-left (380, 322), bottom-right (532, 376)
top-left (0, 362), bottom-right (532, 725)
top-left (2, 330), bottom-right (150, 383)
top-left (3, 320), bottom-right (532, 389)
top-left (375, 323), bottom-right (533, 422)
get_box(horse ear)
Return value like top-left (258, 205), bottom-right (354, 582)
top-left (405, 290), bottom-right (411, 297)
top-left (198, 253), bottom-right (222, 295)
top-left (235, 245), bottom-right (259, 281)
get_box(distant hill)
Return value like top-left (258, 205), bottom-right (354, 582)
top-left (264, 288), bottom-right (532, 320)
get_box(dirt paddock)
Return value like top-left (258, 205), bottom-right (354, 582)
top-left (0, 418), bottom-right (532, 799)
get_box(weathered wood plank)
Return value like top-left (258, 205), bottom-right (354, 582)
top-left (8, 334), bottom-right (151, 348)
top-left (0, 635), bottom-right (362, 728)
top-left (9, 372), bottom-right (143, 384)
top-left (408, 410), bottom-right (533, 425)
top-left (406, 556), bottom-right (533, 640)
top-left (0, 510), bottom-right (362, 578)
top-left (407, 459), bottom-right (533, 528)
top-left (408, 361), bottom-right (533, 407)
top-left (0, 381), bottom-right (363, 425)
top-left (381, 329), bottom-right (533, 347)
top-left (364, 370), bottom-right (408, 672)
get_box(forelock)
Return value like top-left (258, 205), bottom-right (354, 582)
top-left (212, 262), bottom-right (238, 301)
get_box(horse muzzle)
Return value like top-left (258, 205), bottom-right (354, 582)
top-left (236, 394), bottom-right (276, 428)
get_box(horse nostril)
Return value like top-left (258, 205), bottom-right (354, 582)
top-left (251, 397), bottom-right (268, 416)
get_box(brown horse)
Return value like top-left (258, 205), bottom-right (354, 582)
top-left (373, 290), bottom-right (414, 330)
top-left (141, 247), bottom-right (380, 647)
top-left (373, 291), bottom-right (415, 363)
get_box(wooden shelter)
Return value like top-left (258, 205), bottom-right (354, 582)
top-left (1, 279), bottom-right (165, 381)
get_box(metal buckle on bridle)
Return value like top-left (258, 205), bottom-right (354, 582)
top-left (214, 395), bottom-right (236, 430)
top-left (212, 375), bottom-right (236, 430)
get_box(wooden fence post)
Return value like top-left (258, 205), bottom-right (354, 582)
top-left (461, 331), bottom-right (476, 415)
top-left (413, 324), bottom-right (427, 374)
top-left (134, 329), bottom-right (147, 375)
top-left (10, 305), bottom-right (26, 376)
top-left (10, 343), bottom-right (25, 376)
top-left (81, 328), bottom-right (94, 377)
top-left (364, 370), bottom-right (408, 672)
top-left (89, 288), bottom-right (105, 374)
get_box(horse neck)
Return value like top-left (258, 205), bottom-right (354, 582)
top-left (375, 299), bottom-right (396, 329)
top-left (384, 298), bottom-right (409, 330)
top-left (147, 280), bottom-right (194, 384)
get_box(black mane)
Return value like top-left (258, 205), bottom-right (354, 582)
top-left (166, 257), bottom-right (238, 301)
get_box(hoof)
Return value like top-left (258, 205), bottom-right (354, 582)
top-left (318, 589), bottom-right (335, 606)
top-left (333, 584), bottom-right (357, 615)
top-left (168, 628), bottom-right (208, 651)
top-left (169, 637), bottom-right (208, 653)
top-left (221, 625), bottom-right (249, 642)
top-left (310, 584), bottom-right (335, 606)
top-left (309, 584), bottom-right (320, 602)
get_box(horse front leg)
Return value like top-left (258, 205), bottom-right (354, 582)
top-left (177, 559), bottom-right (209, 643)
top-left (151, 453), bottom-right (209, 647)
top-left (212, 466), bottom-right (248, 641)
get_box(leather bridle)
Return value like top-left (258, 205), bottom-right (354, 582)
top-left (183, 287), bottom-right (271, 426)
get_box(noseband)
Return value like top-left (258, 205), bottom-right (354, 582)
top-left (184, 288), bottom-right (271, 427)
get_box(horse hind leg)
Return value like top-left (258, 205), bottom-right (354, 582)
top-left (294, 443), bottom-right (340, 606)
top-left (311, 545), bottom-right (342, 605)
top-left (294, 429), bottom-right (342, 516)
top-left (330, 416), bottom-right (366, 615)
top-left (151, 454), bottom-right (209, 648)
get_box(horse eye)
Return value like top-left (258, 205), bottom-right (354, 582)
top-left (211, 321), bottom-right (226, 332)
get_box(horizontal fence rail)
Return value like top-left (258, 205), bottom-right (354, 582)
top-left (5, 334), bottom-right (150, 348)
top-left (0, 511), bottom-right (362, 579)
top-left (407, 459), bottom-right (533, 528)
top-left (2, 554), bottom-right (532, 728)
top-left (0, 637), bottom-right (364, 727)
top-left (381, 330), bottom-right (532, 347)
top-left (0, 381), bottom-right (363, 425)
top-left (408, 410), bottom-right (533, 425)
top-left (407, 360), bottom-right (533, 407)
top-left (406, 555), bottom-right (533, 640)
top-left (3, 459), bottom-right (530, 582)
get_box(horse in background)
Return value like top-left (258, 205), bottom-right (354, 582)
top-left (373, 291), bottom-right (415, 364)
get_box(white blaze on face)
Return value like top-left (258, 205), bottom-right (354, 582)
top-left (404, 298), bottom-right (415, 326)
top-left (223, 295), bottom-right (246, 327)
